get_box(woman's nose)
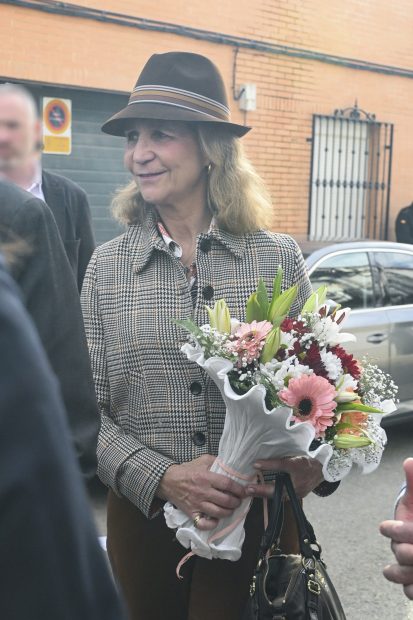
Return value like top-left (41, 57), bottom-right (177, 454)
top-left (132, 136), bottom-right (155, 164)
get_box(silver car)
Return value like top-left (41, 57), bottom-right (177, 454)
top-left (301, 240), bottom-right (413, 425)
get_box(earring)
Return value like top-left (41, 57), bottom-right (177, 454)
top-left (207, 163), bottom-right (212, 175)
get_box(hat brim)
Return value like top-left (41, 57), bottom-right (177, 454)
top-left (101, 102), bottom-right (251, 138)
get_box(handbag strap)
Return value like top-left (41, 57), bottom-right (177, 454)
top-left (259, 472), bottom-right (320, 561)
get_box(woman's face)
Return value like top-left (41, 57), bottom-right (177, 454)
top-left (124, 119), bottom-right (208, 208)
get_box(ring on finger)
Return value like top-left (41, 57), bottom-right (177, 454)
top-left (193, 513), bottom-right (203, 529)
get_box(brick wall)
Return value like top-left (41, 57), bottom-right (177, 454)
top-left (1, 1), bottom-right (412, 238)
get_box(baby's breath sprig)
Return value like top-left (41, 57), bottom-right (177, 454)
top-left (359, 358), bottom-right (399, 405)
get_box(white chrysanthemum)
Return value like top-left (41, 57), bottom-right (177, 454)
top-left (280, 331), bottom-right (296, 349)
top-left (320, 349), bottom-right (342, 381)
top-left (260, 357), bottom-right (313, 390)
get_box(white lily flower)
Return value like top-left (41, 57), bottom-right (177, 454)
top-left (335, 373), bottom-right (359, 402)
top-left (312, 314), bottom-right (357, 346)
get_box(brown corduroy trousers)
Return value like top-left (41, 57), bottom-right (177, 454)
top-left (107, 490), bottom-right (299, 620)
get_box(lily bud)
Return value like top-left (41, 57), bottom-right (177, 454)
top-left (333, 434), bottom-right (372, 449)
top-left (260, 328), bottom-right (281, 364)
top-left (335, 389), bottom-right (359, 403)
top-left (206, 299), bottom-right (231, 333)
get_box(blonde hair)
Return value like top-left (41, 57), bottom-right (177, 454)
top-left (112, 123), bottom-right (272, 234)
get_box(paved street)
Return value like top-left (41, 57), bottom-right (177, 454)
top-left (90, 419), bottom-right (413, 620)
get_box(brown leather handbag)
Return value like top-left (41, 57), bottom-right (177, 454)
top-left (243, 472), bottom-right (346, 620)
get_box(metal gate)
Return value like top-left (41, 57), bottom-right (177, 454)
top-left (308, 104), bottom-right (394, 241)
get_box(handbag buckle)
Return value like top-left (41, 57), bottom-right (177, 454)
top-left (307, 579), bottom-right (321, 595)
top-left (249, 576), bottom-right (256, 596)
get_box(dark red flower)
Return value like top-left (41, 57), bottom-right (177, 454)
top-left (280, 318), bottom-right (308, 336)
top-left (303, 342), bottom-right (329, 379)
top-left (281, 317), bottom-right (295, 332)
top-left (331, 345), bottom-right (361, 379)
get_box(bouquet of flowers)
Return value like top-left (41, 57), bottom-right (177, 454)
top-left (164, 268), bottom-right (398, 561)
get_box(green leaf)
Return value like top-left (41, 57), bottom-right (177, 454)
top-left (246, 292), bottom-right (267, 322)
top-left (256, 278), bottom-right (269, 319)
top-left (268, 285), bottom-right (298, 324)
top-left (336, 402), bottom-right (384, 414)
top-left (271, 266), bottom-right (283, 305)
top-left (302, 285), bottom-right (328, 313)
top-left (271, 314), bottom-right (287, 328)
top-left (174, 318), bottom-right (203, 340)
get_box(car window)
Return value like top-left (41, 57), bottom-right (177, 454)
top-left (375, 251), bottom-right (413, 306)
top-left (309, 251), bottom-right (375, 310)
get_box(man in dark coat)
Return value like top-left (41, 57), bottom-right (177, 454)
top-left (0, 254), bottom-right (125, 620)
top-left (395, 202), bottom-right (413, 244)
top-left (42, 169), bottom-right (96, 290)
top-left (0, 82), bottom-right (95, 290)
top-left (0, 179), bottom-right (99, 480)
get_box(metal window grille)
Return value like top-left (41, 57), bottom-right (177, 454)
top-left (308, 104), bottom-right (394, 241)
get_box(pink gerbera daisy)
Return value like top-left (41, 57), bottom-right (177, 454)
top-left (231, 320), bottom-right (273, 366)
top-left (235, 320), bottom-right (273, 341)
top-left (279, 374), bottom-right (337, 438)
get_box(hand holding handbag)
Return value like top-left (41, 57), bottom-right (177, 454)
top-left (243, 472), bottom-right (346, 620)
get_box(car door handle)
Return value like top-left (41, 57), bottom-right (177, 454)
top-left (366, 333), bottom-right (388, 344)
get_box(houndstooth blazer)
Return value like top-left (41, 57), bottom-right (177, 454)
top-left (81, 209), bottom-right (312, 518)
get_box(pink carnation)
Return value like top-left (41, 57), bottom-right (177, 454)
top-left (279, 374), bottom-right (337, 438)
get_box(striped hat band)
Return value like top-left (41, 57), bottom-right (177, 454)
top-left (128, 85), bottom-right (230, 122)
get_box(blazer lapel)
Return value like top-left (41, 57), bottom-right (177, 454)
top-left (42, 171), bottom-right (66, 235)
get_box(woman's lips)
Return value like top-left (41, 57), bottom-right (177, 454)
top-left (136, 171), bottom-right (166, 180)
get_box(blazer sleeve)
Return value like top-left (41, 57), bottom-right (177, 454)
top-left (81, 252), bottom-right (177, 518)
top-left (9, 197), bottom-right (100, 480)
top-left (0, 258), bottom-right (125, 620)
top-left (285, 236), bottom-right (313, 317)
top-left (75, 187), bottom-right (96, 291)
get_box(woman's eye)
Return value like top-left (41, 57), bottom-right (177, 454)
top-left (126, 132), bottom-right (138, 144)
top-left (153, 130), bottom-right (171, 140)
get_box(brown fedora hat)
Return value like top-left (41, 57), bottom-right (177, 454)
top-left (101, 52), bottom-right (251, 137)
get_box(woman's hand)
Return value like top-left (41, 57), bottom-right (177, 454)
top-left (380, 458), bottom-right (413, 600)
top-left (245, 456), bottom-right (324, 499)
top-left (157, 455), bottom-right (246, 531)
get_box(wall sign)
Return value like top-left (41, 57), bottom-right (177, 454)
top-left (42, 97), bottom-right (72, 154)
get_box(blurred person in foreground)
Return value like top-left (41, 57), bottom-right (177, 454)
top-left (0, 82), bottom-right (95, 290)
top-left (380, 458), bottom-right (413, 600)
top-left (0, 250), bottom-right (125, 620)
top-left (0, 179), bottom-right (99, 479)
top-left (81, 51), bottom-right (337, 620)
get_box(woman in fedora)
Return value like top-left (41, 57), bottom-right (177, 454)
top-left (81, 51), bottom-right (332, 620)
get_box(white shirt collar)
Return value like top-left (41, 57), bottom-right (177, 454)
top-left (25, 164), bottom-right (44, 201)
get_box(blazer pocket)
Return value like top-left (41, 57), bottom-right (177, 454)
top-left (63, 239), bottom-right (80, 275)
